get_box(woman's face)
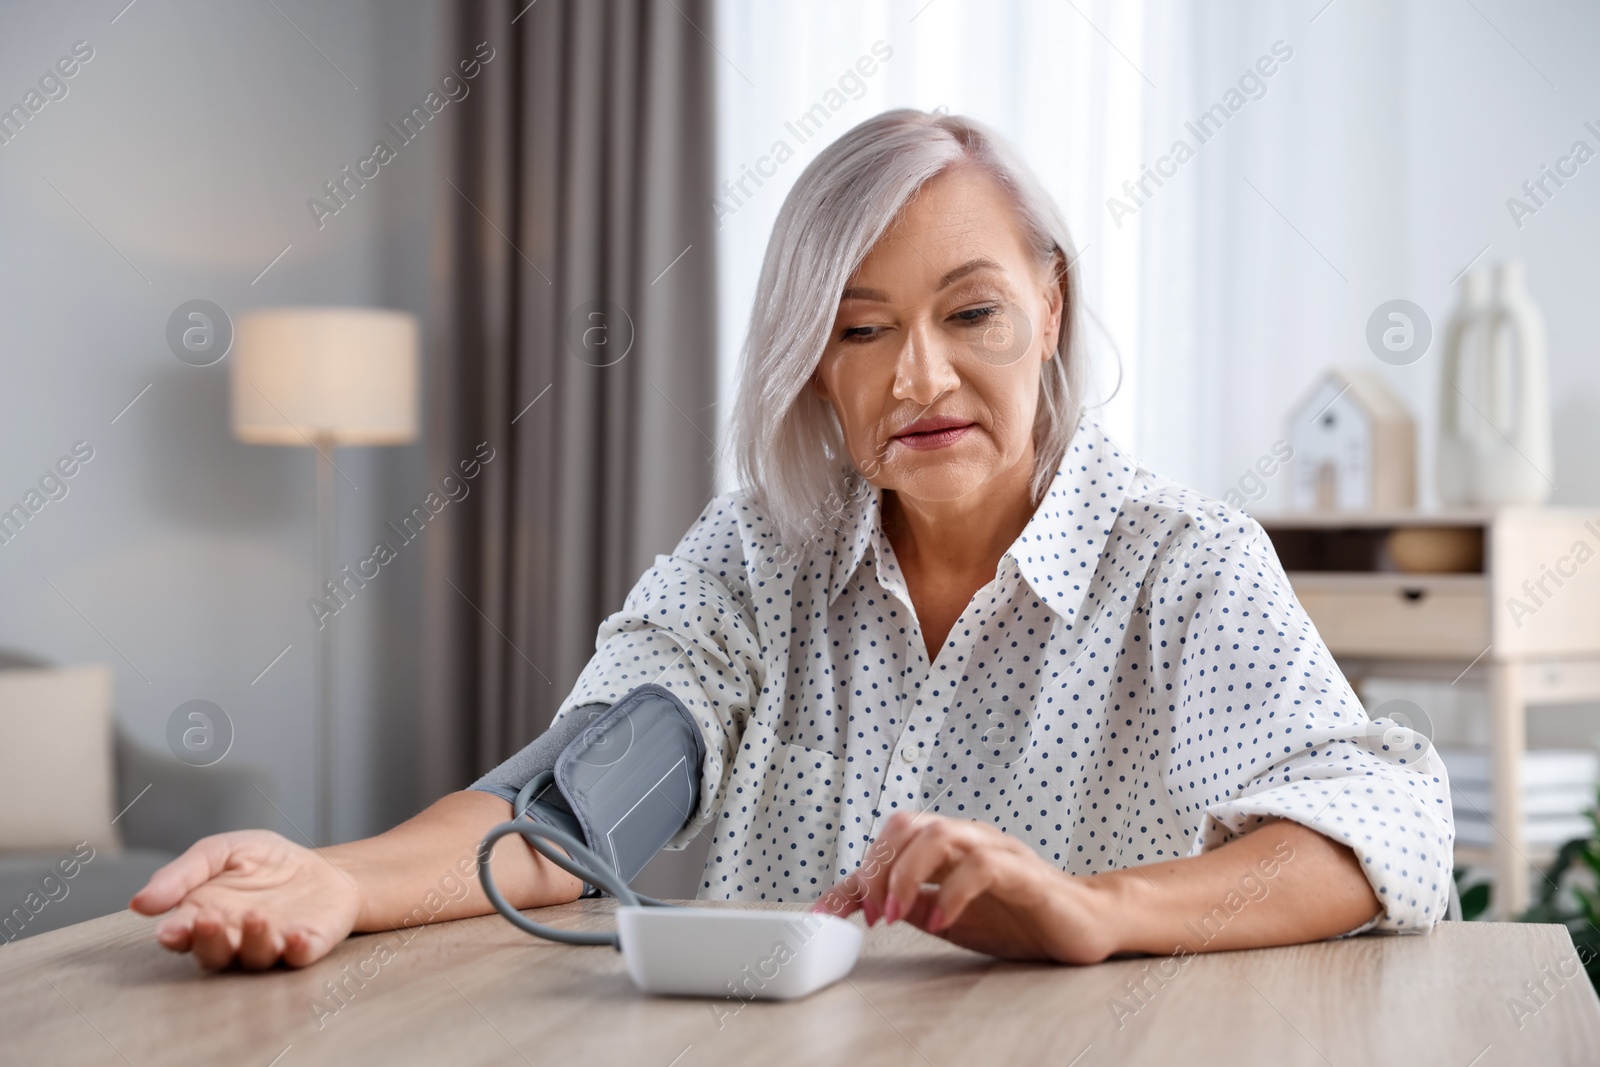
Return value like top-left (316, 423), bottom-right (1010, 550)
top-left (812, 165), bottom-right (1063, 506)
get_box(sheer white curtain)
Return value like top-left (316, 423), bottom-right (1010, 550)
top-left (1128, 2), bottom-right (1413, 506)
top-left (710, 0), bottom-right (1149, 493)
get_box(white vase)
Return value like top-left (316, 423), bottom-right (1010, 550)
top-left (1436, 260), bottom-right (1553, 507)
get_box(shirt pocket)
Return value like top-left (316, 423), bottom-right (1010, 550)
top-left (751, 731), bottom-right (845, 898)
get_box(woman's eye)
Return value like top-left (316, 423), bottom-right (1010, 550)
top-left (840, 325), bottom-right (880, 342)
top-left (954, 305), bottom-right (998, 325)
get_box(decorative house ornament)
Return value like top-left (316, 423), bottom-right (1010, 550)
top-left (1437, 260), bottom-right (1554, 507)
top-left (1287, 367), bottom-right (1416, 512)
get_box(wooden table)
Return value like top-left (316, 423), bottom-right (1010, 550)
top-left (6, 902), bottom-right (1600, 1066)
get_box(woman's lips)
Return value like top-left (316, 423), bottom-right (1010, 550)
top-left (891, 422), bottom-right (974, 451)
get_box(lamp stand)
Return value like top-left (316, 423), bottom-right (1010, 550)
top-left (314, 433), bottom-right (337, 848)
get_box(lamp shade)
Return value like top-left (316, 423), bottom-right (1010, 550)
top-left (231, 307), bottom-right (419, 446)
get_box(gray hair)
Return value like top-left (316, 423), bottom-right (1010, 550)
top-left (729, 108), bottom-right (1087, 555)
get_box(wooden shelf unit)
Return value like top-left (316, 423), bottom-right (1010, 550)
top-left (1255, 507), bottom-right (1600, 918)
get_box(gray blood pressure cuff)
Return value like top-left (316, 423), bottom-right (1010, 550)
top-left (468, 683), bottom-right (704, 892)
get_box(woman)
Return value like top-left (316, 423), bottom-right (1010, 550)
top-left (131, 110), bottom-right (1452, 970)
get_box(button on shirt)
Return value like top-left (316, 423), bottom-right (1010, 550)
top-left (520, 417), bottom-right (1454, 932)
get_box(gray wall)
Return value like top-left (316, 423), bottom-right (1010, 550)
top-left (0, 0), bottom-right (449, 842)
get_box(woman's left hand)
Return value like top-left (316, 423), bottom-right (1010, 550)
top-left (812, 810), bottom-right (1121, 963)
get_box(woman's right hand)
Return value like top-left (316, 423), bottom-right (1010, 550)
top-left (129, 830), bottom-right (363, 971)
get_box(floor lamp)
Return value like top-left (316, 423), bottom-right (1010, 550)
top-left (231, 308), bottom-right (420, 846)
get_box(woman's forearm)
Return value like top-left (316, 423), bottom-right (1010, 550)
top-left (1088, 819), bottom-right (1381, 956)
top-left (324, 789), bottom-right (584, 933)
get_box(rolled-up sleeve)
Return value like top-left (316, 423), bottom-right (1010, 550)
top-left (541, 496), bottom-right (765, 849)
top-left (1147, 518), bottom-right (1455, 933)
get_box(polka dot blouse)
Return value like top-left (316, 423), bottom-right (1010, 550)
top-left (479, 417), bottom-right (1454, 933)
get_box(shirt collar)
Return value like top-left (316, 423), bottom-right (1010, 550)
top-left (824, 416), bottom-right (1136, 628)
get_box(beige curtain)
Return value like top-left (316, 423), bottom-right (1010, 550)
top-left (421, 0), bottom-right (720, 798)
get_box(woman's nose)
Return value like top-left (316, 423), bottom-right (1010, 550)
top-left (891, 321), bottom-right (960, 405)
